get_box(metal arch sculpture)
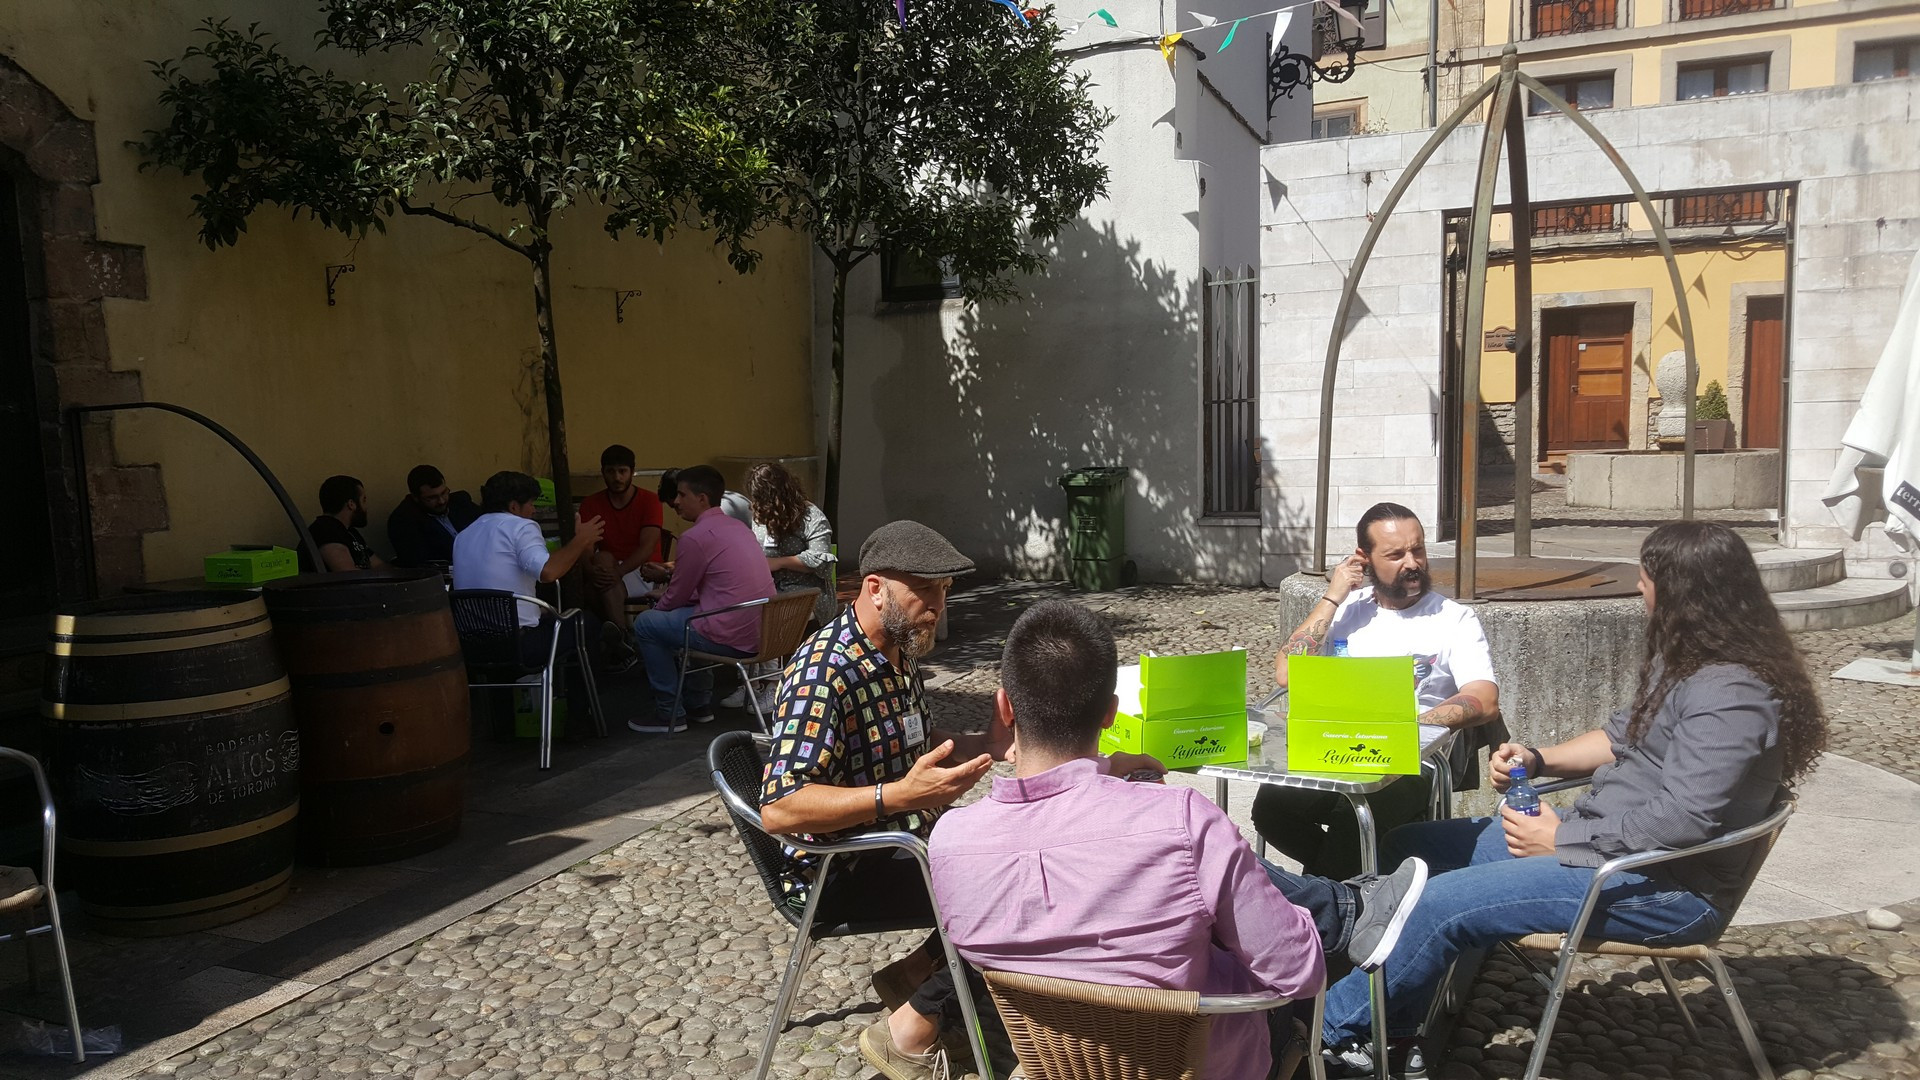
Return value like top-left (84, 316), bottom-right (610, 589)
top-left (1308, 46), bottom-right (1703, 599)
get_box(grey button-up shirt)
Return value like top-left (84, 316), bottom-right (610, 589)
top-left (1554, 663), bottom-right (1785, 908)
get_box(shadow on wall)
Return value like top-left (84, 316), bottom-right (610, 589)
top-left (866, 219), bottom-right (1268, 585)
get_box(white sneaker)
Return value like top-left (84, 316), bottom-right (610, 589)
top-left (718, 686), bottom-right (747, 709)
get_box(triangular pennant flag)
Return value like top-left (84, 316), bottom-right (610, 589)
top-left (1323, 0), bottom-right (1365, 32)
top-left (1089, 7), bottom-right (1118, 26)
top-left (988, 0), bottom-right (1032, 21)
top-left (1190, 10), bottom-right (1219, 27)
top-left (1270, 7), bottom-right (1293, 53)
top-left (1219, 16), bottom-right (1246, 49)
top-left (1159, 31), bottom-right (1183, 61)
top-left (896, 0), bottom-right (907, 24)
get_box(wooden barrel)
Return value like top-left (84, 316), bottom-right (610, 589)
top-left (42, 592), bottom-right (298, 936)
top-left (262, 570), bottom-right (469, 866)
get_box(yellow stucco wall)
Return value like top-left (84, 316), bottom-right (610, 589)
top-left (1477, 241), bottom-right (1785, 403)
top-left (3, 4), bottom-right (813, 580)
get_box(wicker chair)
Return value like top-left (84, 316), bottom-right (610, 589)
top-left (1499, 778), bottom-right (1795, 1080)
top-left (706, 731), bottom-right (993, 1080)
top-left (983, 969), bottom-right (1326, 1080)
top-left (665, 589), bottom-right (818, 734)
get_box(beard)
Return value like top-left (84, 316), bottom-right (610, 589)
top-left (351, 507), bottom-right (369, 528)
top-left (1372, 564), bottom-right (1427, 605)
top-left (880, 593), bottom-right (937, 660)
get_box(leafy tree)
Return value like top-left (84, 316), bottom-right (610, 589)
top-left (141, 1), bottom-right (771, 527)
top-left (736, 0), bottom-right (1111, 522)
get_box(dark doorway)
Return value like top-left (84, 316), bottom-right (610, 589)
top-left (1543, 304), bottom-right (1633, 451)
top-left (0, 171), bottom-right (56, 621)
top-left (1743, 295), bottom-right (1784, 449)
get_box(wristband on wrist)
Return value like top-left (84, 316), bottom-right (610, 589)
top-left (1319, 593), bottom-right (1339, 607)
top-left (874, 782), bottom-right (886, 820)
top-left (1527, 746), bottom-right (1546, 776)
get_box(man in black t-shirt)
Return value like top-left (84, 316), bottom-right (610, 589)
top-left (299, 474), bottom-right (388, 572)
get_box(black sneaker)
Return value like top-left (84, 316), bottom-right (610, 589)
top-left (1322, 1038), bottom-right (1374, 1080)
top-left (1395, 1038), bottom-right (1426, 1078)
top-left (1346, 857), bottom-right (1429, 971)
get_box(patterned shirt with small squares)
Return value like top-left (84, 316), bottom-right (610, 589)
top-left (759, 605), bottom-right (936, 900)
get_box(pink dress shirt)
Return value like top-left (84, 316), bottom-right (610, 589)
top-left (929, 758), bottom-right (1325, 1080)
top-left (657, 507), bottom-right (776, 653)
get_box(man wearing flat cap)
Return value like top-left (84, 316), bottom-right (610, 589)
top-left (758, 520), bottom-right (1008, 1077)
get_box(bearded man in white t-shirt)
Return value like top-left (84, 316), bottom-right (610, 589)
top-left (1252, 502), bottom-right (1503, 880)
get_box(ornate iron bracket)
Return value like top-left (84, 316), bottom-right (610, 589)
top-left (1266, 18), bottom-right (1368, 119)
top-left (614, 289), bottom-right (642, 323)
top-left (325, 263), bottom-right (355, 306)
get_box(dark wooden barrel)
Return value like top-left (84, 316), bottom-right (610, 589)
top-left (42, 592), bottom-right (298, 936)
top-left (262, 570), bottom-right (469, 866)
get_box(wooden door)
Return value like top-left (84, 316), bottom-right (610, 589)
top-left (0, 172), bottom-right (55, 620)
top-left (1544, 306), bottom-right (1633, 451)
top-left (1743, 296), bottom-right (1784, 448)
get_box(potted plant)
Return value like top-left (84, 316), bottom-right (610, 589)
top-left (1695, 381), bottom-right (1734, 450)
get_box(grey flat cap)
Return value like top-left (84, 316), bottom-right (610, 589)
top-left (859, 520), bottom-right (975, 578)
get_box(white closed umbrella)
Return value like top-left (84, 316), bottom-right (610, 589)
top-left (1823, 247), bottom-right (1920, 679)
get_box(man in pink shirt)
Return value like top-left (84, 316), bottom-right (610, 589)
top-left (915, 600), bottom-right (1430, 1080)
top-left (627, 465), bottom-right (775, 733)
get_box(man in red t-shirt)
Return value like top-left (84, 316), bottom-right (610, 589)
top-left (580, 444), bottom-right (664, 664)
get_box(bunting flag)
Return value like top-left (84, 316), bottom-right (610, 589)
top-left (1218, 16), bottom-right (1247, 50)
top-left (1189, 10), bottom-right (1220, 27)
top-left (1090, 7), bottom-right (1118, 26)
top-left (1271, 7), bottom-right (1293, 53)
top-left (896, 0), bottom-right (907, 24)
top-left (988, 0), bottom-right (1032, 21)
top-left (1158, 30), bottom-right (1183, 61)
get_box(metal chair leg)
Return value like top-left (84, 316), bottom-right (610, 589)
top-left (670, 640), bottom-right (690, 732)
top-left (573, 618), bottom-right (607, 737)
top-left (1653, 958), bottom-right (1700, 1040)
top-left (753, 854), bottom-right (834, 1080)
top-left (912, 853), bottom-right (995, 1080)
top-left (538, 666), bottom-right (554, 771)
top-left (1521, 942), bottom-right (1581, 1080)
top-left (1702, 951), bottom-right (1775, 1080)
top-left (1305, 990), bottom-right (1328, 1080)
top-left (45, 895), bottom-right (82, 1063)
top-left (740, 663), bottom-right (773, 734)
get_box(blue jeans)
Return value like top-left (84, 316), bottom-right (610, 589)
top-left (1320, 816), bottom-right (1725, 1044)
top-left (1263, 859), bottom-right (1359, 958)
top-left (632, 606), bottom-right (752, 719)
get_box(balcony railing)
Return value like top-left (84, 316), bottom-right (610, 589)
top-left (1674, 0), bottom-right (1777, 20)
top-left (1669, 190), bottom-right (1775, 228)
top-left (1530, 0), bottom-right (1618, 37)
top-left (1533, 202), bottom-right (1624, 237)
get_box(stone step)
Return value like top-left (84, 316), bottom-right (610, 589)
top-left (1774, 577), bottom-right (1914, 633)
top-left (1750, 547), bottom-right (1847, 593)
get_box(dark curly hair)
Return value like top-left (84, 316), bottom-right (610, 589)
top-left (747, 462), bottom-right (810, 538)
top-left (1630, 520), bottom-right (1827, 786)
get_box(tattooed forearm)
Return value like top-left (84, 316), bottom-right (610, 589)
top-left (1418, 692), bottom-right (1487, 730)
top-left (1283, 611), bottom-right (1336, 657)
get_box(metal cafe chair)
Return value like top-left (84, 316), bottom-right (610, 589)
top-left (706, 731), bottom-right (994, 1080)
top-left (1499, 778), bottom-right (1795, 1080)
top-left (448, 590), bottom-right (606, 769)
top-left (665, 590), bottom-right (819, 734)
top-left (0, 748), bottom-right (84, 1062)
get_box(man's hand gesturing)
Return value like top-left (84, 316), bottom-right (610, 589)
top-left (1325, 553), bottom-right (1368, 606)
top-left (889, 740), bottom-right (992, 813)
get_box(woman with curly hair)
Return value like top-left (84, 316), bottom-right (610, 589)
top-left (746, 462), bottom-right (836, 627)
top-left (1316, 519), bottom-right (1828, 1073)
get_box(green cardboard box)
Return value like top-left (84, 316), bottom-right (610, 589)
top-left (1284, 654), bottom-right (1421, 775)
top-left (513, 690), bottom-right (568, 739)
top-left (1098, 650), bottom-right (1249, 768)
top-left (204, 545), bottom-right (298, 585)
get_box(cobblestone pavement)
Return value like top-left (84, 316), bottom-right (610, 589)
top-left (129, 586), bottom-right (1920, 1080)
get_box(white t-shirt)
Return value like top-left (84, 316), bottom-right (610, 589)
top-left (451, 512), bottom-right (550, 626)
top-left (1328, 586), bottom-right (1498, 709)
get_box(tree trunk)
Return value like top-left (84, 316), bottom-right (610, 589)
top-left (825, 262), bottom-right (849, 528)
top-left (531, 239), bottom-right (574, 540)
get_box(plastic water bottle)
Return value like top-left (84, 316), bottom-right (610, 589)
top-left (1332, 639), bottom-right (1351, 657)
top-left (1506, 764), bottom-right (1542, 817)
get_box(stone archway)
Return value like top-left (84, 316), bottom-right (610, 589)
top-left (0, 54), bottom-right (156, 599)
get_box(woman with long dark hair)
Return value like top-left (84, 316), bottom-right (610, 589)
top-left (1315, 520), bottom-right (1828, 1072)
top-left (746, 462), bottom-right (836, 626)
